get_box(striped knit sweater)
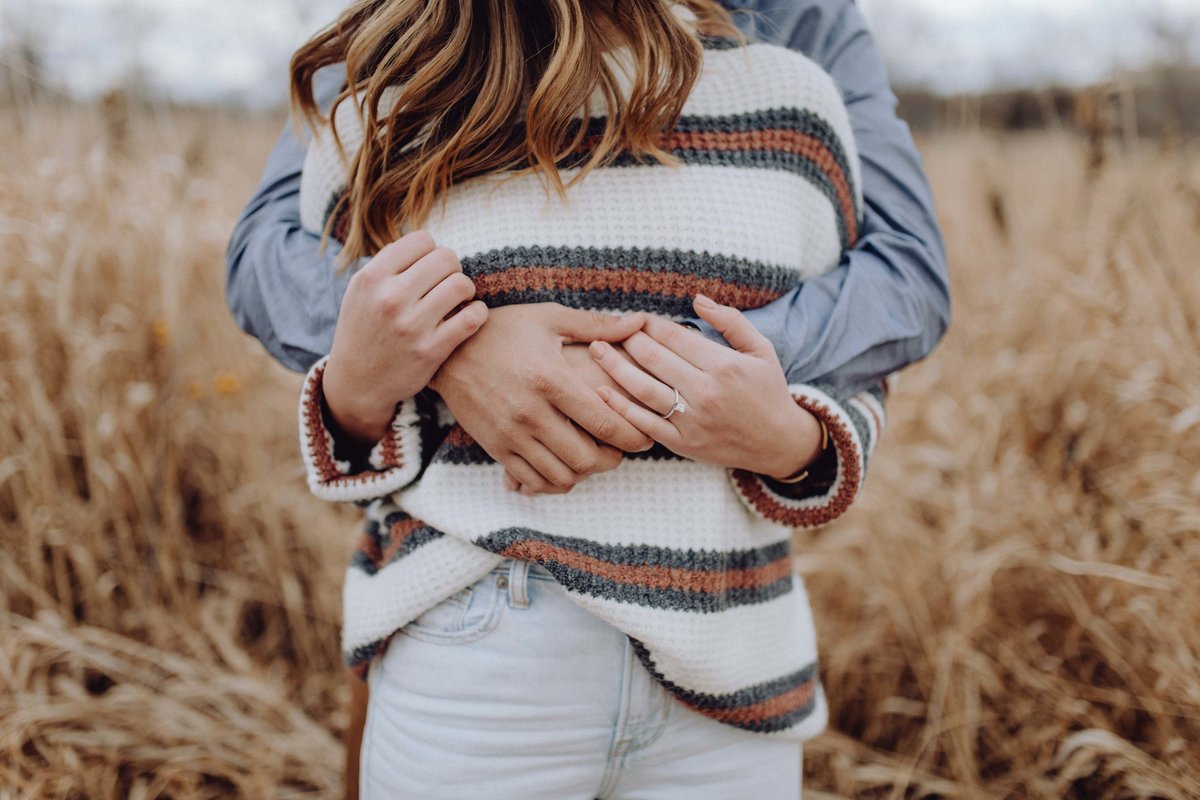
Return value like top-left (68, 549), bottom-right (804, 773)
top-left (297, 29), bottom-right (886, 739)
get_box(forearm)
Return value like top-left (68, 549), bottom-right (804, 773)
top-left (226, 213), bottom-right (354, 371)
top-left (688, 0), bottom-right (950, 394)
top-left (716, 209), bottom-right (949, 395)
top-left (225, 65), bottom-right (355, 373)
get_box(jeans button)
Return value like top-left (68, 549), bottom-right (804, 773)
top-left (496, 575), bottom-right (509, 590)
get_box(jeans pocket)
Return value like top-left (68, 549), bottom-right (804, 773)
top-left (402, 576), bottom-right (503, 645)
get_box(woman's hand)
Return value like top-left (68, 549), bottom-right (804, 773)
top-left (322, 231), bottom-right (487, 444)
top-left (589, 295), bottom-right (824, 479)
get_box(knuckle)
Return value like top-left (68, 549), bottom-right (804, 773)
top-left (567, 453), bottom-right (598, 475)
top-left (376, 240), bottom-right (407, 266)
top-left (450, 311), bottom-right (482, 340)
top-left (613, 422), bottom-right (652, 453)
top-left (404, 229), bottom-right (436, 252)
top-left (355, 268), bottom-right (384, 294)
top-left (510, 403), bottom-right (538, 427)
top-left (376, 290), bottom-right (403, 316)
top-left (692, 387), bottom-right (719, 413)
top-left (549, 471), bottom-right (577, 490)
top-left (527, 369), bottom-right (556, 398)
top-left (391, 313), bottom-right (419, 338)
top-left (461, 302), bottom-right (488, 329)
top-left (429, 245), bottom-right (461, 270)
top-left (602, 448), bottom-right (624, 468)
top-left (591, 416), bottom-right (619, 442)
top-left (713, 359), bottom-right (740, 382)
top-left (373, 241), bottom-right (399, 262)
top-left (409, 339), bottom-right (436, 363)
top-left (448, 272), bottom-right (477, 299)
top-left (531, 475), bottom-right (559, 493)
top-left (622, 335), bottom-right (644, 356)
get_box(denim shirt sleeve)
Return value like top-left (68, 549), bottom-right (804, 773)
top-left (225, 66), bottom-right (359, 372)
top-left (683, 0), bottom-right (951, 394)
top-left (225, 1), bottom-right (949, 386)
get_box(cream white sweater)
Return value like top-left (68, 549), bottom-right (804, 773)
top-left (297, 32), bottom-right (886, 739)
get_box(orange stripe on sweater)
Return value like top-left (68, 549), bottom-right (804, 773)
top-left (497, 539), bottom-right (793, 594)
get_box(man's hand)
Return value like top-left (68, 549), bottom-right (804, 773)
top-left (429, 303), bottom-right (653, 495)
top-left (323, 231), bottom-right (487, 444)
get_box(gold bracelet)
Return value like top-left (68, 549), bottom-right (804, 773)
top-left (774, 468), bottom-right (810, 485)
top-left (773, 418), bottom-right (830, 484)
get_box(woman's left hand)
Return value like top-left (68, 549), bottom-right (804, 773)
top-left (589, 295), bottom-right (825, 479)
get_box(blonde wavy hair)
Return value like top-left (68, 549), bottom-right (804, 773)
top-left (290, 0), bottom-right (741, 262)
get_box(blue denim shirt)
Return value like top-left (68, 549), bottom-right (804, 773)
top-left (225, 0), bottom-right (949, 395)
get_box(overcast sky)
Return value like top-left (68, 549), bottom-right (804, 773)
top-left (3, 0), bottom-right (1198, 105)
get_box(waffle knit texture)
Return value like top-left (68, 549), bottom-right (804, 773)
top-left (297, 31), bottom-right (886, 739)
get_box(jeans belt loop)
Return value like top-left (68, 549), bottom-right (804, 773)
top-left (507, 559), bottom-right (530, 609)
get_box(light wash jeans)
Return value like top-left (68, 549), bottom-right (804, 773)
top-left (362, 558), bottom-right (803, 799)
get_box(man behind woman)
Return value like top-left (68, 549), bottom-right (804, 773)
top-left (227, 0), bottom-right (949, 796)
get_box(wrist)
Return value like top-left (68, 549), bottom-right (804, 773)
top-left (761, 398), bottom-right (825, 481)
top-left (427, 361), bottom-right (451, 396)
top-left (322, 360), bottom-right (398, 445)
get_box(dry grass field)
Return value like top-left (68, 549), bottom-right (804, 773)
top-left (1, 103), bottom-right (1197, 799)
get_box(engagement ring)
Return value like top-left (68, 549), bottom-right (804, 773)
top-left (662, 387), bottom-right (688, 420)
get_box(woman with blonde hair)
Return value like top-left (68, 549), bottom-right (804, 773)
top-left (275, 0), bottom-right (910, 796)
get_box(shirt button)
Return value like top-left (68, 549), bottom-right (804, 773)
top-left (496, 575), bottom-right (509, 590)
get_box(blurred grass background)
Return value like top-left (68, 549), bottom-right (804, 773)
top-left (1, 72), bottom-right (1199, 800)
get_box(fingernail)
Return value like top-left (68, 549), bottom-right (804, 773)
top-left (695, 294), bottom-right (716, 309)
top-left (589, 341), bottom-right (607, 359)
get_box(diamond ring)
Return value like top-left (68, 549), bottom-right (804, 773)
top-left (661, 387), bottom-right (688, 420)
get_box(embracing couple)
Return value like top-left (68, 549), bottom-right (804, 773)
top-left (226, 0), bottom-right (948, 797)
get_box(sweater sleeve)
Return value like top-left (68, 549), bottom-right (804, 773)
top-left (298, 356), bottom-right (441, 503)
top-left (728, 379), bottom-right (886, 528)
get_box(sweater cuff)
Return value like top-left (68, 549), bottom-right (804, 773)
top-left (728, 382), bottom-right (885, 528)
top-left (298, 356), bottom-right (427, 503)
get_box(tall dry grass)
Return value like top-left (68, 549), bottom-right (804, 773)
top-left (0, 104), bottom-right (1197, 799)
top-left (0, 105), bottom-right (352, 798)
top-left (801, 134), bottom-right (1200, 798)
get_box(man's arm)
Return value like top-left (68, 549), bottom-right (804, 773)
top-left (695, 0), bottom-right (950, 395)
top-left (226, 66), bottom-right (354, 372)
